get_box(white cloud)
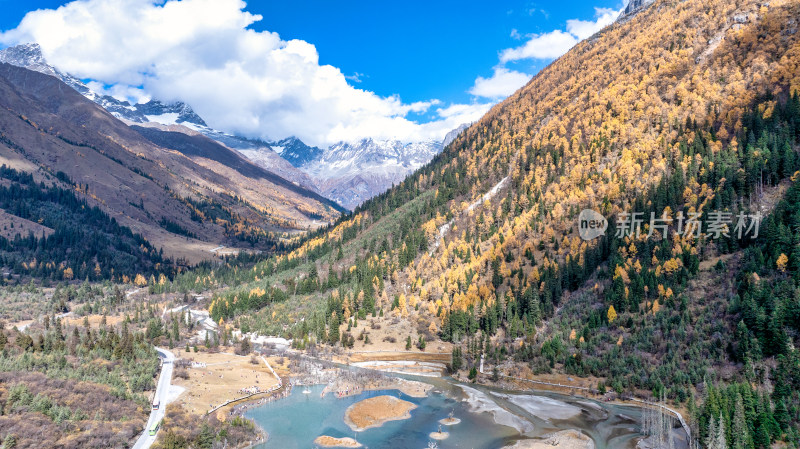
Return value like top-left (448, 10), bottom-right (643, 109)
top-left (345, 72), bottom-right (365, 83)
top-left (467, 3), bottom-right (623, 104)
top-left (499, 6), bottom-right (622, 63)
top-left (566, 7), bottom-right (620, 40)
top-left (0, 0), bottom-right (626, 145)
top-left (500, 30), bottom-right (577, 62)
top-left (469, 67), bottom-right (531, 99)
top-left (0, 0), bottom-right (473, 146)
top-left (85, 81), bottom-right (149, 103)
top-left (435, 102), bottom-right (492, 121)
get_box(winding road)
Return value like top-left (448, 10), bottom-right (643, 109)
top-left (132, 347), bottom-right (175, 449)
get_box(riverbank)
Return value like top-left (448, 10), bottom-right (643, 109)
top-left (313, 436), bottom-right (362, 447)
top-left (503, 430), bottom-right (595, 449)
top-left (228, 384), bottom-right (292, 418)
top-left (171, 350), bottom-right (281, 416)
top-left (322, 375), bottom-right (432, 398)
top-left (237, 352), bottom-right (664, 448)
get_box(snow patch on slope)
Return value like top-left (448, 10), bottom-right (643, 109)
top-left (430, 176), bottom-right (509, 254)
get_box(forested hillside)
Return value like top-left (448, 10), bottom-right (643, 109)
top-left (147, 0), bottom-right (800, 447)
top-left (0, 166), bottom-right (171, 282)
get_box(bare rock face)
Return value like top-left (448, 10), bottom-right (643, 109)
top-left (622, 0), bottom-right (656, 17)
top-left (0, 43), bottom-right (59, 77)
top-left (442, 123), bottom-right (470, 148)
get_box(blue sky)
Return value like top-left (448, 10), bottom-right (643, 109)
top-left (0, 0), bottom-right (625, 145)
top-left (253, 0), bottom-right (621, 107)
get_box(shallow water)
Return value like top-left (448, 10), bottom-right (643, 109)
top-left (245, 376), bottom-right (661, 449)
top-left (246, 384), bottom-right (517, 448)
top-left (426, 377), bottom-right (651, 449)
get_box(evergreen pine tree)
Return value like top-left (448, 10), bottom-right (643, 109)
top-left (2, 433), bottom-right (17, 449)
top-left (754, 424), bottom-right (770, 449)
top-left (774, 399), bottom-right (790, 431)
top-left (732, 394), bottom-right (751, 449)
top-left (196, 423), bottom-right (214, 449)
top-left (706, 415), bottom-right (718, 449)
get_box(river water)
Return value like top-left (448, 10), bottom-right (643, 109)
top-left (244, 372), bottom-right (666, 449)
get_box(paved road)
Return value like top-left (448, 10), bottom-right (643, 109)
top-left (132, 347), bottom-right (175, 449)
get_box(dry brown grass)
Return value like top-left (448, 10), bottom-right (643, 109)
top-left (313, 436), bottom-right (362, 448)
top-left (0, 209), bottom-right (53, 240)
top-left (344, 395), bottom-right (416, 431)
top-left (339, 316), bottom-right (453, 354)
top-left (171, 350), bottom-right (279, 415)
top-left (346, 351), bottom-right (450, 364)
top-left (63, 314), bottom-right (124, 329)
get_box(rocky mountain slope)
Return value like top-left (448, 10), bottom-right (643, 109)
top-left (232, 135), bottom-right (451, 210)
top-left (235, 135), bottom-right (455, 210)
top-left (0, 43), bottom-right (208, 127)
top-left (0, 62), bottom-right (341, 264)
top-left (0, 44), bottom-right (317, 191)
top-left (268, 136), bottom-right (324, 168)
top-left (442, 122), bottom-right (470, 148)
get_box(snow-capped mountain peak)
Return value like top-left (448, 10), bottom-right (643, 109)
top-left (0, 43), bottom-right (57, 77)
top-left (0, 43), bottom-right (206, 128)
top-left (303, 137), bottom-right (443, 210)
top-left (267, 136), bottom-right (323, 168)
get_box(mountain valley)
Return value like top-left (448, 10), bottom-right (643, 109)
top-left (1, 0), bottom-right (800, 448)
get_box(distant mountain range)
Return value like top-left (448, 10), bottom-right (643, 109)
top-left (235, 136), bottom-right (451, 209)
top-left (0, 43), bottom-right (464, 210)
top-left (0, 59), bottom-right (341, 263)
top-left (303, 138), bottom-right (443, 209)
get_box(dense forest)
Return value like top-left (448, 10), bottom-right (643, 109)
top-left (0, 165), bottom-right (172, 282)
top-left (176, 93), bottom-right (800, 449)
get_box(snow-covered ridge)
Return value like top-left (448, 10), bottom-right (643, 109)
top-left (0, 43), bottom-right (206, 128)
top-left (311, 138), bottom-right (442, 178)
top-left (302, 137), bottom-right (444, 210)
